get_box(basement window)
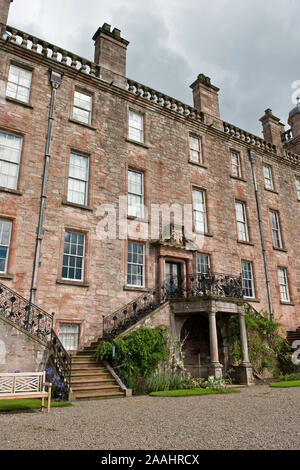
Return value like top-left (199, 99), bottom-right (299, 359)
top-left (59, 324), bottom-right (79, 351)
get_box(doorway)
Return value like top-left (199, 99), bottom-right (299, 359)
top-left (165, 262), bottom-right (182, 298)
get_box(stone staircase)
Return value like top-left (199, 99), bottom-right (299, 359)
top-left (70, 342), bottom-right (126, 400)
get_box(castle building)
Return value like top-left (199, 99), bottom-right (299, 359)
top-left (0, 0), bottom-right (299, 389)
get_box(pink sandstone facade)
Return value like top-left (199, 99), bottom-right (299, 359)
top-left (0, 0), bottom-right (299, 380)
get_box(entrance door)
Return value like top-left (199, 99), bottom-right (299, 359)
top-left (165, 262), bottom-right (182, 298)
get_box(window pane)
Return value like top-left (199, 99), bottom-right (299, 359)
top-left (242, 261), bottom-right (255, 298)
top-left (62, 231), bottom-right (85, 281)
top-left (263, 165), bottom-right (274, 190)
top-left (0, 132), bottom-right (22, 190)
top-left (59, 324), bottom-right (79, 350)
top-left (128, 170), bottom-right (144, 218)
top-left (189, 137), bottom-right (202, 163)
top-left (67, 153), bottom-right (89, 205)
top-left (236, 202), bottom-right (249, 242)
top-left (127, 242), bottom-right (145, 286)
top-left (73, 91), bottom-right (92, 124)
top-left (129, 111), bottom-right (144, 142)
top-left (270, 211), bottom-right (282, 248)
top-left (231, 151), bottom-right (241, 177)
top-left (7, 65), bottom-right (32, 103)
top-left (278, 267), bottom-right (290, 302)
top-left (0, 219), bottom-right (12, 273)
top-left (193, 190), bottom-right (207, 233)
top-left (198, 254), bottom-right (210, 274)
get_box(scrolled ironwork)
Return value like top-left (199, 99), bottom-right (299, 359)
top-left (0, 282), bottom-right (53, 342)
top-left (103, 272), bottom-right (243, 340)
top-left (49, 329), bottom-right (72, 400)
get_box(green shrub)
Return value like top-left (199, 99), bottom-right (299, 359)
top-left (228, 307), bottom-right (291, 377)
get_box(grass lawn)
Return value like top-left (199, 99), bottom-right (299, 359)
top-left (0, 399), bottom-right (73, 412)
top-left (149, 388), bottom-right (240, 397)
top-left (269, 380), bottom-right (300, 388)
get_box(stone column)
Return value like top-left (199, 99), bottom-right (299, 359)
top-left (237, 310), bottom-right (254, 385)
top-left (208, 306), bottom-right (223, 378)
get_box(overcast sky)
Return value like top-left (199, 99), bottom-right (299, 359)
top-left (7, 0), bottom-right (299, 136)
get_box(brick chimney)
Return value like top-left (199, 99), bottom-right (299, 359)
top-left (190, 74), bottom-right (221, 127)
top-left (0, 0), bottom-right (13, 35)
top-left (259, 109), bottom-right (285, 150)
top-left (286, 102), bottom-right (300, 155)
top-left (93, 23), bottom-right (129, 89)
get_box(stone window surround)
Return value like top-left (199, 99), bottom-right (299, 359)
top-left (235, 199), bottom-right (251, 243)
top-left (6, 59), bottom-right (34, 106)
top-left (126, 104), bottom-right (148, 147)
top-left (56, 226), bottom-right (89, 287)
top-left (241, 259), bottom-right (256, 300)
top-left (70, 85), bottom-right (95, 128)
top-left (230, 148), bottom-right (243, 179)
top-left (269, 208), bottom-right (284, 250)
top-left (0, 214), bottom-right (15, 279)
top-left (62, 147), bottom-right (92, 210)
top-left (55, 319), bottom-right (84, 353)
top-left (0, 127), bottom-right (25, 194)
top-left (67, 151), bottom-right (90, 207)
top-left (191, 185), bottom-right (209, 235)
top-left (125, 239), bottom-right (147, 290)
top-left (277, 265), bottom-right (291, 304)
top-left (263, 162), bottom-right (275, 191)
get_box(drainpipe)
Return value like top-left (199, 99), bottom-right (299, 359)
top-left (248, 150), bottom-right (273, 320)
top-left (29, 70), bottom-right (62, 307)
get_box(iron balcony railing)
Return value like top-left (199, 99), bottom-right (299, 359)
top-left (49, 329), bottom-right (72, 400)
top-left (103, 272), bottom-right (243, 340)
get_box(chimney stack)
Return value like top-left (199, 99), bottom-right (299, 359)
top-left (259, 109), bottom-right (285, 149)
top-left (190, 74), bottom-right (221, 127)
top-left (0, 0), bottom-right (13, 35)
top-left (93, 23), bottom-right (129, 89)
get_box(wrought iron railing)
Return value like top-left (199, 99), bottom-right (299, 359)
top-left (103, 272), bottom-right (243, 340)
top-left (0, 282), bottom-right (53, 342)
top-left (49, 329), bottom-right (72, 400)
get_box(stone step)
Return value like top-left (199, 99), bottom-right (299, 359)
top-left (71, 378), bottom-right (116, 386)
top-left (71, 364), bottom-right (104, 370)
top-left (73, 390), bottom-right (125, 400)
top-left (71, 377), bottom-right (116, 385)
top-left (71, 384), bottom-right (120, 392)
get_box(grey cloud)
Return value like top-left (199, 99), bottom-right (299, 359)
top-left (8, 0), bottom-right (300, 136)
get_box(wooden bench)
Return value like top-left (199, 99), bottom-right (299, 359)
top-left (0, 372), bottom-right (52, 413)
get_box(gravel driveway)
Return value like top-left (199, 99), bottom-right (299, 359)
top-left (0, 385), bottom-right (299, 450)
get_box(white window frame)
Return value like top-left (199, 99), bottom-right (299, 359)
top-left (230, 150), bottom-right (242, 178)
top-left (62, 231), bottom-right (86, 282)
top-left (73, 90), bottom-right (92, 125)
top-left (189, 136), bottom-right (203, 164)
top-left (296, 177), bottom-right (300, 201)
top-left (242, 261), bottom-right (255, 299)
top-left (128, 111), bottom-right (144, 143)
top-left (263, 164), bottom-right (274, 190)
top-left (0, 219), bottom-right (12, 274)
top-left (236, 201), bottom-right (249, 242)
top-left (0, 131), bottom-right (23, 190)
top-left (59, 323), bottom-right (79, 351)
top-left (67, 152), bottom-right (89, 206)
top-left (270, 210), bottom-right (283, 249)
top-left (193, 189), bottom-right (207, 233)
top-left (278, 267), bottom-right (290, 302)
top-left (128, 169), bottom-right (144, 218)
top-left (197, 253), bottom-right (211, 275)
top-left (6, 64), bottom-right (32, 103)
top-left (127, 241), bottom-right (145, 287)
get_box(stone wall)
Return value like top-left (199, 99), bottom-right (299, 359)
top-left (0, 316), bottom-right (49, 373)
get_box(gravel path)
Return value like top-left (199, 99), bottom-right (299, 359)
top-left (0, 385), bottom-right (299, 450)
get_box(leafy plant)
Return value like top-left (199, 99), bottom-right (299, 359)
top-left (202, 376), bottom-right (225, 390)
top-left (228, 306), bottom-right (291, 377)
